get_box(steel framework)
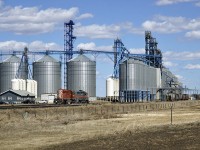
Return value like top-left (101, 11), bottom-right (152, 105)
top-left (113, 38), bottom-right (130, 78)
top-left (64, 20), bottom-right (76, 89)
top-left (15, 47), bottom-right (29, 79)
top-left (145, 31), bottom-right (162, 68)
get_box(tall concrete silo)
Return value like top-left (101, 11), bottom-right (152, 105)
top-left (33, 55), bottom-right (61, 97)
top-left (0, 55), bottom-right (28, 93)
top-left (67, 54), bottom-right (96, 97)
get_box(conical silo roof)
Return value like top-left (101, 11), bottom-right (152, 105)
top-left (36, 55), bottom-right (58, 62)
top-left (69, 54), bottom-right (93, 62)
top-left (3, 55), bottom-right (20, 63)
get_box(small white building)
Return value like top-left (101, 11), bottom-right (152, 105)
top-left (40, 93), bottom-right (57, 104)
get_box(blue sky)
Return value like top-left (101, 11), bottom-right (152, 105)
top-left (0, 0), bottom-right (200, 96)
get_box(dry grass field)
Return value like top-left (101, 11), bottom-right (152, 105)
top-left (0, 100), bottom-right (200, 150)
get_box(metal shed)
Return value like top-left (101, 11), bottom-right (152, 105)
top-left (0, 90), bottom-right (35, 104)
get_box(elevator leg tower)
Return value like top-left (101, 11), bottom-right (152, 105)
top-left (64, 20), bottom-right (76, 89)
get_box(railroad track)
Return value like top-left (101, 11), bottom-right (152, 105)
top-left (0, 104), bottom-right (82, 110)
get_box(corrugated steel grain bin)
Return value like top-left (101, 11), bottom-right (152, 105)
top-left (33, 55), bottom-right (61, 97)
top-left (0, 55), bottom-right (28, 93)
top-left (67, 54), bottom-right (96, 97)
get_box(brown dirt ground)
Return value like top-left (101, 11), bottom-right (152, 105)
top-left (0, 102), bottom-right (200, 149)
top-left (42, 122), bottom-right (200, 150)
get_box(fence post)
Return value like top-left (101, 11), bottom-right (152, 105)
top-left (171, 105), bottom-right (173, 125)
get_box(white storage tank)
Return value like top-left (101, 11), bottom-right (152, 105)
top-left (33, 80), bottom-right (38, 98)
top-left (19, 79), bottom-right (23, 90)
top-left (106, 77), bottom-right (119, 97)
top-left (11, 79), bottom-right (20, 90)
top-left (26, 79), bottom-right (37, 98)
top-left (22, 79), bottom-right (26, 90)
top-left (27, 79), bottom-right (32, 93)
top-left (11, 79), bottom-right (26, 90)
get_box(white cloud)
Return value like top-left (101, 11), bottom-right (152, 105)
top-left (195, 1), bottom-right (200, 6)
top-left (175, 74), bottom-right (184, 80)
top-left (129, 48), bottom-right (145, 54)
top-left (76, 13), bottom-right (93, 20)
top-left (141, 15), bottom-right (200, 39)
top-left (163, 51), bottom-right (200, 61)
top-left (77, 42), bottom-right (112, 51)
top-left (143, 15), bottom-right (196, 33)
top-left (28, 41), bottom-right (62, 50)
top-left (163, 61), bottom-right (178, 67)
top-left (185, 64), bottom-right (200, 69)
top-left (142, 18), bottom-right (181, 33)
top-left (185, 30), bottom-right (200, 39)
top-left (0, 41), bottom-right (27, 50)
top-left (75, 24), bottom-right (121, 39)
top-left (0, 40), bottom-right (62, 51)
top-left (156, 0), bottom-right (195, 6)
top-left (0, 5), bottom-right (92, 34)
top-left (120, 22), bottom-right (144, 34)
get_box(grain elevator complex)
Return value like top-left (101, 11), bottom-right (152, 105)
top-left (0, 20), bottom-right (198, 104)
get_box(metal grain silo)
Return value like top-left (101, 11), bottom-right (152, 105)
top-left (119, 59), bottom-right (158, 102)
top-left (67, 54), bottom-right (96, 97)
top-left (0, 55), bottom-right (28, 93)
top-left (119, 59), bottom-right (158, 91)
top-left (119, 59), bottom-right (142, 91)
top-left (33, 55), bottom-right (61, 97)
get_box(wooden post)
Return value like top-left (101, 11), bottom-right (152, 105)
top-left (171, 105), bottom-right (173, 125)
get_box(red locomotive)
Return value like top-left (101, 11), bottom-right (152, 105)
top-left (54, 89), bottom-right (89, 104)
